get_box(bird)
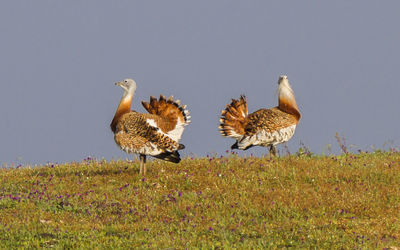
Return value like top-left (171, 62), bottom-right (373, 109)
top-left (110, 78), bottom-right (190, 175)
top-left (218, 75), bottom-right (301, 156)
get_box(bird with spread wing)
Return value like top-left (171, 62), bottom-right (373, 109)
top-left (219, 75), bottom-right (300, 156)
top-left (111, 79), bottom-right (190, 175)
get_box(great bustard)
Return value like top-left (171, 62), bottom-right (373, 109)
top-left (219, 75), bottom-right (300, 156)
top-left (111, 79), bottom-right (190, 175)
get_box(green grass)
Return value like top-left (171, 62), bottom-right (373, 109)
top-left (1, 151), bottom-right (400, 248)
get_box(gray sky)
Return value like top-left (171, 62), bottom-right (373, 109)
top-left (1, 1), bottom-right (399, 165)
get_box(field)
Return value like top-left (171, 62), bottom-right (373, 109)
top-left (1, 151), bottom-right (400, 249)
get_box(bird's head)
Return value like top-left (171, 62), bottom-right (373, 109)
top-left (278, 75), bottom-right (288, 85)
top-left (115, 78), bottom-right (137, 95)
top-left (277, 75), bottom-right (293, 94)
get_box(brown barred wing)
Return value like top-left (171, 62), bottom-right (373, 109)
top-left (116, 113), bottom-right (181, 153)
top-left (245, 107), bottom-right (298, 135)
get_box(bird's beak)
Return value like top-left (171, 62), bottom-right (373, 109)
top-left (115, 81), bottom-right (123, 87)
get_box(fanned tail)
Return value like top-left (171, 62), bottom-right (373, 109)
top-left (218, 95), bottom-right (248, 139)
top-left (142, 95), bottom-right (191, 125)
top-left (142, 95), bottom-right (190, 142)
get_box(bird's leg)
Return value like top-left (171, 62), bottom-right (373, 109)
top-left (139, 154), bottom-right (144, 175)
top-left (139, 156), bottom-right (142, 175)
top-left (269, 145), bottom-right (277, 157)
top-left (143, 155), bottom-right (147, 175)
top-left (139, 154), bottom-right (146, 175)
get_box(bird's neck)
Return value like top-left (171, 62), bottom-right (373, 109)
top-left (278, 84), bottom-right (301, 121)
top-left (110, 93), bottom-right (133, 133)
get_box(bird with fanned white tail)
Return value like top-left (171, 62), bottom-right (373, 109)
top-left (219, 75), bottom-right (300, 156)
top-left (111, 78), bottom-right (190, 175)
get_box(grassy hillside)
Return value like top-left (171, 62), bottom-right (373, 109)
top-left (1, 151), bottom-right (400, 248)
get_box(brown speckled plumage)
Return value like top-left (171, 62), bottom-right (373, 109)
top-left (114, 112), bottom-right (181, 154)
top-left (219, 75), bottom-right (300, 155)
top-left (111, 79), bottom-right (190, 175)
top-left (244, 107), bottom-right (299, 135)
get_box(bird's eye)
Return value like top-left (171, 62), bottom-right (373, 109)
top-left (124, 80), bottom-right (127, 83)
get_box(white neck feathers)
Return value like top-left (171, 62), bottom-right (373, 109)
top-left (278, 79), bottom-right (295, 101)
top-left (121, 90), bottom-right (134, 104)
top-left (278, 78), bottom-right (301, 120)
